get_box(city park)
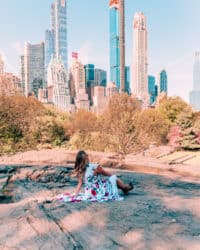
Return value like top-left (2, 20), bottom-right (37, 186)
top-left (0, 1), bottom-right (200, 249)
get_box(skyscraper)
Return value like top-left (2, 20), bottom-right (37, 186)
top-left (84, 64), bottom-right (95, 102)
top-left (47, 57), bottom-right (70, 111)
top-left (109, 0), bottom-right (120, 90)
top-left (119, 0), bottom-right (125, 92)
top-left (125, 66), bottom-right (130, 94)
top-left (20, 55), bottom-right (25, 94)
top-left (148, 75), bottom-right (156, 105)
top-left (84, 64), bottom-right (95, 89)
top-left (158, 69), bottom-right (168, 94)
top-left (132, 12), bottom-right (148, 102)
top-left (23, 42), bottom-right (45, 97)
top-left (95, 69), bottom-right (107, 87)
top-left (0, 54), bottom-right (4, 74)
top-left (69, 54), bottom-right (90, 111)
top-left (45, 29), bottom-right (54, 74)
top-left (190, 51), bottom-right (200, 110)
top-left (45, 0), bottom-right (67, 71)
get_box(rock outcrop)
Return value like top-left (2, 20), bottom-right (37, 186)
top-left (0, 158), bottom-right (200, 249)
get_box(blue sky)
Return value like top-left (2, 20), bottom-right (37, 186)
top-left (1, 0), bottom-right (200, 102)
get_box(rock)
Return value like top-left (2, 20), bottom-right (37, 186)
top-left (0, 150), bottom-right (200, 249)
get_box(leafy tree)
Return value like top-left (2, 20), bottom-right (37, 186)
top-left (135, 109), bottom-right (170, 147)
top-left (99, 93), bottom-right (141, 154)
top-left (176, 110), bottom-right (200, 150)
top-left (69, 109), bottom-right (97, 134)
top-left (158, 97), bottom-right (192, 124)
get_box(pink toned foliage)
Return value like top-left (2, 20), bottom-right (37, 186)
top-left (167, 126), bottom-right (182, 148)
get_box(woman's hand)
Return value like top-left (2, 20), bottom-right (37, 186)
top-left (72, 177), bottom-right (83, 197)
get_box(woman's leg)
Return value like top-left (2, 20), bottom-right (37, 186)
top-left (116, 178), bottom-right (133, 194)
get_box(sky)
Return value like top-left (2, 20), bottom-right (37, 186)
top-left (1, 0), bottom-right (200, 102)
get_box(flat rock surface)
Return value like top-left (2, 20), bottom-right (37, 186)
top-left (0, 164), bottom-right (200, 250)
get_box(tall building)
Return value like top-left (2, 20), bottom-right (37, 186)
top-left (45, 0), bottom-right (67, 71)
top-left (158, 69), bottom-right (168, 94)
top-left (84, 64), bottom-right (95, 102)
top-left (125, 66), bottom-right (130, 94)
top-left (47, 57), bottom-right (70, 111)
top-left (0, 54), bottom-right (4, 74)
top-left (109, 0), bottom-right (120, 90)
top-left (93, 86), bottom-right (108, 114)
top-left (84, 64), bottom-right (95, 89)
top-left (95, 69), bottom-right (107, 87)
top-left (190, 51), bottom-right (200, 110)
top-left (20, 55), bottom-right (25, 94)
top-left (45, 29), bottom-right (54, 75)
top-left (132, 12), bottom-right (148, 103)
top-left (119, 0), bottom-right (125, 92)
top-left (148, 75), bottom-right (157, 105)
top-left (23, 42), bottom-right (45, 97)
top-left (69, 54), bottom-right (90, 110)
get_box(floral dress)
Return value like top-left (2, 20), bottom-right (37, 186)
top-left (58, 163), bottom-right (123, 202)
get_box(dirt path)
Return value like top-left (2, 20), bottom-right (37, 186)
top-left (0, 164), bottom-right (200, 250)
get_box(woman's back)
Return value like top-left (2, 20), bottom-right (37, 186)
top-left (84, 163), bottom-right (121, 201)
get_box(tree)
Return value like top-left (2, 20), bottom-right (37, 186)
top-left (158, 97), bottom-right (192, 124)
top-left (99, 93), bottom-right (141, 154)
top-left (69, 109), bottom-right (97, 134)
top-left (135, 109), bottom-right (170, 147)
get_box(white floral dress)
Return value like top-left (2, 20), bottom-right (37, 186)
top-left (58, 163), bottom-right (123, 202)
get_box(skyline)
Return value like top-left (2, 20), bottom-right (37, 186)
top-left (1, 1), bottom-right (200, 102)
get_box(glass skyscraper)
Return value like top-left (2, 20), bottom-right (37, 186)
top-left (125, 66), bottom-right (130, 94)
top-left (148, 75), bottom-right (157, 105)
top-left (45, 0), bottom-right (67, 71)
top-left (45, 29), bottom-right (54, 74)
top-left (95, 69), bottom-right (107, 87)
top-left (109, 1), bottom-right (120, 90)
top-left (159, 70), bottom-right (168, 94)
top-left (84, 64), bottom-right (95, 102)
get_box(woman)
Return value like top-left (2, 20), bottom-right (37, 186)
top-left (62, 150), bottom-right (133, 202)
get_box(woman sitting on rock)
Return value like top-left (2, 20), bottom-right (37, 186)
top-left (58, 150), bottom-right (133, 202)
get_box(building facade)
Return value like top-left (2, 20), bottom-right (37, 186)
top-left (23, 42), bottom-right (45, 97)
top-left (47, 57), bottom-right (70, 111)
top-left (69, 56), bottom-right (90, 110)
top-left (132, 12), bottom-right (148, 103)
top-left (125, 66), bottom-right (130, 94)
top-left (109, 0), bottom-right (120, 90)
top-left (93, 86), bottom-right (108, 114)
top-left (45, 0), bottom-right (67, 73)
top-left (190, 51), bottom-right (200, 110)
top-left (158, 69), bottom-right (168, 95)
top-left (95, 69), bottom-right (107, 87)
top-left (148, 75), bottom-right (157, 105)
top-left (45, 29), bottom-right (55, 75)
top-left (84, 64), bottom-right (95, 102)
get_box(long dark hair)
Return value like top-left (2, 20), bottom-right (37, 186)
top-left (74, 150), bottom-right (88, 179)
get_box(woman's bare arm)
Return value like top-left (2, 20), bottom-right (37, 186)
top-left (94, 165), bottom-right (112, 176)
top-left (73, 177), bottom-right (83, 196)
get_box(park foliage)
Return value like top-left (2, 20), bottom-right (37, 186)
top-left (0, 93), bottom-right (199, 155)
